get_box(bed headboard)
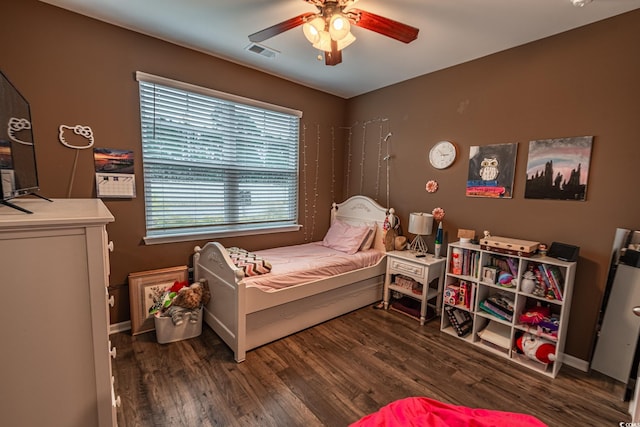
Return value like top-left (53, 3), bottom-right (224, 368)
top-left (330, 195), bottom-right (394, 252)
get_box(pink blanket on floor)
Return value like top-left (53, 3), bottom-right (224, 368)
top-left (350, 397), bottom-right (547, 427)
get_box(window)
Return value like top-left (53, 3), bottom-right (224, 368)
top-left (136, 72), bottom-right (302, 244)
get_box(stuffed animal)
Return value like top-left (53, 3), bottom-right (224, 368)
top-left (151, 280), bottom-right (211, 326)
top-left (517, 333), bottom-right (556, 364)
top-left (148, 280), bottom-right (189, 315)
top-left (519, 305), bottom-right (551, 325)
top-left (172, 281), bottom-right (210, 309)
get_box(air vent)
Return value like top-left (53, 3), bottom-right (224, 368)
top-left (245, 43), bottom-right (279, 59)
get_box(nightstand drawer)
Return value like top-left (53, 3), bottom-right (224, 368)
top-left (390, 259), bottom-right (425, 279)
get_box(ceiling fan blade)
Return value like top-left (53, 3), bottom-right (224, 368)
top-left (349, 9), bottom-right (419, 44)
top-left (248, 12), bottom-right (316, 43)
top-left (325, 40), bottom-right (342, 66)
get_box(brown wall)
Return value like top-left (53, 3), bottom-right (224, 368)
top-left (0, 1), bottom-right (347, 299)
top-left (2, 1), bottom-right (639, 362)
top-left (347, 10), bottom-right (640, 361)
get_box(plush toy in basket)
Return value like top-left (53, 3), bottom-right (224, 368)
top-left (149, 279), bottom-right (211, 343)
top-left (149, 279), bottom-right (211, 325)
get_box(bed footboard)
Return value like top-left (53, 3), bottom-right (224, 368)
top-left (193, 242), bottom-right (248, 362)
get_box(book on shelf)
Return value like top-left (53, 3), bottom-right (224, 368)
top-left (468, 250), bottom-right (480, 277)
top-left (479, 300), bottom-right (512, 322)
top-left (459, 281), bottom-right (467, 307)
top-left (541, 264), bottom-right (559, 300)
top-left (469, 282), bottom-right (476, 310)
top-left (532, 266), bottom-right (548, 292)
top-left (525, 261), bottom-right (565, 301)
top-left (460, 280), bottom-right (474, 309)
top-left (444, 305), bottom-right (472, 337)
top-left (479, 293), bottom-right (514, 322)
top-left (535, 265), bottom-right (554, 297)
top-left (545, 265), bottom-right (564, 301)
top-left (488, 292), bottom-right (514, 313)
top-left (506, 257), bottom-right (518, 276)
top-left (489, 256), bottom-right (509, 275)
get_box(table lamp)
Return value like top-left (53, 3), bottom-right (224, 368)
top-left (408, 212), bottom-right (433, 254)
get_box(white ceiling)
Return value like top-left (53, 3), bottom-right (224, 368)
top-left (39, 0), bottom-right (640, 98)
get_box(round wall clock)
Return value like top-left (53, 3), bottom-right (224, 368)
top-left (429, 140), bottom-right (457, 169)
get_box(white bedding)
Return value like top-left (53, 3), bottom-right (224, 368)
top-left (242, 242), bottom-right (385, 292)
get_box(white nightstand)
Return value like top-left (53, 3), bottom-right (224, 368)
top-left (383, 250), bottom-right (446, 325)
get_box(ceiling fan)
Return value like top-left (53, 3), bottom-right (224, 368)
top-left (248, 0), bottom-right (419, 66)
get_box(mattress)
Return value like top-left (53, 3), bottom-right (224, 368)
top-left (241, 242), bottom-right (385, 292)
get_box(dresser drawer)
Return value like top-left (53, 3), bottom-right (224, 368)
top-left (389, 258), bottom-right (425, 280)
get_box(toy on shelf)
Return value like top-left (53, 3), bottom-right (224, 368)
top-left (517, 333), bottom-right (556, 364)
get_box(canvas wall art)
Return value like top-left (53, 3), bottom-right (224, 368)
top-left (525, 136), bottom-right (593, 201)
top-left (466, 142), bottom-right (518, 198)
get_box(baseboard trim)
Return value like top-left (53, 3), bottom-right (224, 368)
top-left (109, 321), bottom-right (131, 335)
top-left (564, 353), bottom-right (589, 372)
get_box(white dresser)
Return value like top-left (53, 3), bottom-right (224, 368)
top-left (0, 198), bottom-right (118, 427)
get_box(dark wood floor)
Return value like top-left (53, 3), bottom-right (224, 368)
top-left (111, 305), bottom-right (630, 426)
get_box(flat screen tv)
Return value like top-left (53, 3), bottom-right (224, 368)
top-left (0, 70), bottom-right (47, 214)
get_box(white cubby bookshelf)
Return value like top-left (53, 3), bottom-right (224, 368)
top-left (440, 241), bottom-right (576, 378)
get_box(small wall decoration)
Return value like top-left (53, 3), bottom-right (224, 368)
top-left (59, 124), bottom-right (95, 197)
top-left (425, 180), bottom-right (438, 193)
top-left (93, 147), bottom-right (136, 198)
top-left (59, 124), bottom-right (94, 149)
top-left (466, 142), bottom-right (518, 198)
top-left (524, 136), bottom-right (593, 201)
top-left (128, 266), bottom-right (189, 335)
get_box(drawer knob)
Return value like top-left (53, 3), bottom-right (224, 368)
top-left (108, 295), bottom-right (115, 307)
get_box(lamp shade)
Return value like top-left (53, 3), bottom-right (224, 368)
top-left (329, 14), bottom-right (351, 41)
top-left (408, 212), bottom-right (433, 236)
top-left (312, 30), bottom-right (332, 52)
top-left (303, 17), bottom-right (326, 43)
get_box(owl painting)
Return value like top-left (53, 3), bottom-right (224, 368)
top-left (479, 157), bottom-right (499, 181)
top-left (467, 143), bottom-right (518, 198)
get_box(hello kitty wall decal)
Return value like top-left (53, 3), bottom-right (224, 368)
top-left (58, 124), bottom-right (95, 197)
top-left (58, 124), bottom-right (95, 149)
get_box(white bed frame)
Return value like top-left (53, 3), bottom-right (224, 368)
top-left (193, 195), bottom-right (392, 362)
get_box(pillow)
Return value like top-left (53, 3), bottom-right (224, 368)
top-left (359, 223), bottom-right (377, 251)
top-left (322, 220), bottom-right (371, 255)
top-left (226, 247), bottom-right (272, 276)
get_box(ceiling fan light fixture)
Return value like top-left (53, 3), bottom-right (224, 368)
top-left (303, 16), bottom-right (326, 43)
top-left (313, 29), bottom-right (355, 52)
top-left (336, 31), bottom-right (356, 50)
top-left (329, 14), bottom-right (351, 41)
top-left (570, 0), bottom-right (593, 6)
top-left (312, 30), bottom-right (333, 52)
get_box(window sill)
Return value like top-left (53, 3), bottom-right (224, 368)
top-left (143, 224), bottom-right (302, 245)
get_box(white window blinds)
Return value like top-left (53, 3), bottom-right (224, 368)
top-left (136, 72), bottom-right (302, 243)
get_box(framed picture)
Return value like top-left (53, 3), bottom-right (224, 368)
top-left (525, 136), bottom-right (593, 201)
top-left (466, 142), bottom-right (518, 198)
top-left (481, 266), bottom-right (499, 284)
top-left (128, 265), bottom-right (188, 335)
